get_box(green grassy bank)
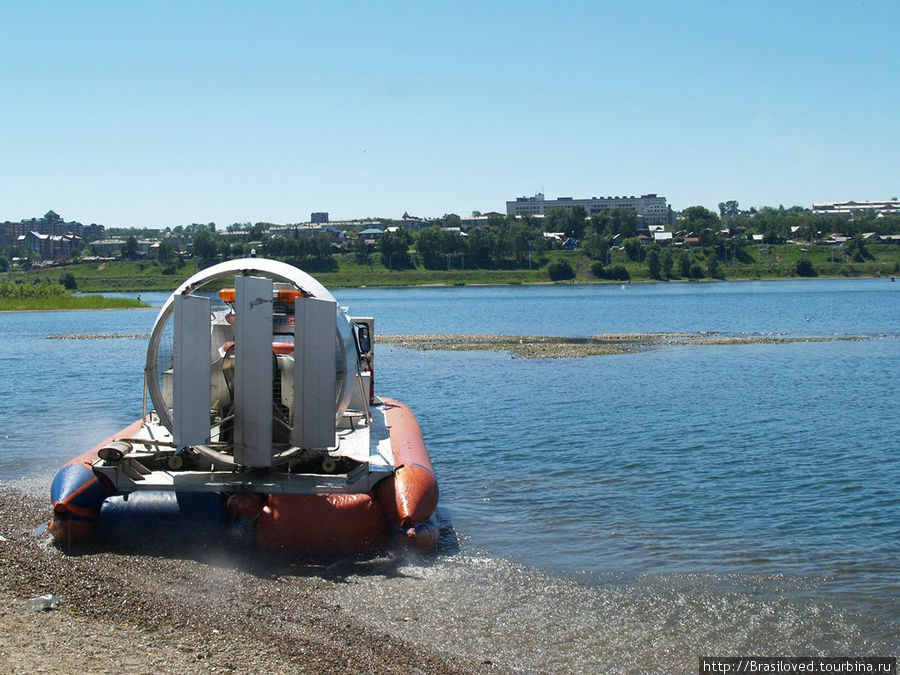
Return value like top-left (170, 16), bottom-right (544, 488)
top-left (3, 257), bottom-right (551, 292)
top-left (3, 244), bottom-right (899, 295)
top-left (0, 296), bottom-right (147, 311)
top-left (0, 277), bottom-right (146, 311)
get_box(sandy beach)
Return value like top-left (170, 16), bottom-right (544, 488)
top-left (0, 488), bottom-right (503, 674)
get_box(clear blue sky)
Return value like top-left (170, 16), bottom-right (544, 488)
top-left (2, 1), bottom-right (897, 229)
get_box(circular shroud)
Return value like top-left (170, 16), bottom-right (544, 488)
top-left (145, 259), bottom-right (358, 437)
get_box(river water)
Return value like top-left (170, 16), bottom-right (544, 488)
top-left (1, 279), bottom-right (897, 671)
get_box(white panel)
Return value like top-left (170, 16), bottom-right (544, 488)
top-left (173, 294), bottom-right (211, 447)
top-left (292, 297), bottom-right (336, 449)
top-left (233, 275), bottom-right (273, 468)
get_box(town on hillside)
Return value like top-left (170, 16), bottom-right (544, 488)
top-left (2, 195), bottom-right (899, 282)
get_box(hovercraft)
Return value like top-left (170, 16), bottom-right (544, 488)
top-left (49, 259), bottom-right (438, 555)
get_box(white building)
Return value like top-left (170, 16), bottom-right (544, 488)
top-left (507, 192), bottom-right (673, 225)
top-left (812, 199), bottom-right (900, 217)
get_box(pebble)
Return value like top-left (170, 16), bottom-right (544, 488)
top-left (377, 333), bottom-right (861, 358)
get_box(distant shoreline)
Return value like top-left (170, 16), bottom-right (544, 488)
top-left (334, 273), bottom-right (896, 290)
top-left (2, 274), bottom-right (895, 312)
top-left (4, 243), bottom-right (898, 295)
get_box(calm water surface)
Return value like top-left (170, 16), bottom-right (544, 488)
top-left (1, 279), bottom-right (897, 670)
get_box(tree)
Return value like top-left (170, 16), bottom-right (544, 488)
top-left (681, 206), bottom-right (720, 232)
top-left (591, 262), bottom-right (629, 281)
top-left (264, 236), bottom-right (284, 258)
top-left (58, 272), bottom-right (77, 290)
top-left (502, 218), bottom-right (539, 262)
top-left (647, 248), bottom-right (662, 279)
top-left (846, 234), bottom-right (873, 262)
top-left (311, 234), bottom-right (332, 258)
top-left (437, 213), bottom-right (462, 229)
top-left (679, 251), bottom-right (692, 278)
top-left (158, 241), bottom-right (177, 264)
top-left (622, 237), bottom-right (642, 262)
top-left (192, 229), bottom-right (217, 261)
top-left (415, 227), bottom-right (451, 268)
top-left (582, 230), bottom-right (609, 261)
top-left (123, 235), bottom-right (139, 259)
top-left (378, 230), bottom-right (412, 269)
top-left (589, 211), bottom-right (611, 237)
top-left (565, 205), bottom-right (587, 240)
top-left (487, 213), bottom-right (507, 230)
top-left (543, 207), bottom-right (568, 233)
top-left (466, 229), bottom-right (493, 266)
top-left (698, 227), bottom-right (720, 247)
top-left (610, 209), bottom-right (638, 238)
top-left (547, 260), bottom-right (575, 281)
top-left (718, 200), bottom-right (740, 218)
top-left (353, 235), bottom-right (370, 264)
top-left (223, 241), bottom-right (244, 260)
top-left (661, 248), bottom-right (674, 279)
top-left (248, 223), bottom-right (268, 240)
top-left (706, 255), bottom-right (722, 279)
top-left (796, 258), bottom-right (817, 277)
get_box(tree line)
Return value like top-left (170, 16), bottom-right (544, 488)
top-left (4, 201), bottom-right (898, 277)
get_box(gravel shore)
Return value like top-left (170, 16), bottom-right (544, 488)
top-left (0, 488), bottom-right (503, 674)
top-left (378, 333), bottom-right (861, 358)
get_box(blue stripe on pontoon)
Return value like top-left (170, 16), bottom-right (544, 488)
top-left (50, 463), bottom-right (106, 510)
top-left (410, 462), bottom-right (434, 476)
